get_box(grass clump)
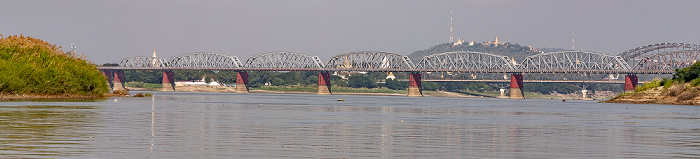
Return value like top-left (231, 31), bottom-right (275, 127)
top-left (0, 34), bottom-right (109, 96)
top-left (126, 82), bottom-right (162, 90)
top-left (635, 78), bottom-right (661, 93)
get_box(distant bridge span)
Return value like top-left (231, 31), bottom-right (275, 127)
top-left (99, 43), bottom-right (699, 98)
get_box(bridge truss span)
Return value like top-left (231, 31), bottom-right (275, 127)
top-left (119, 56), bottom-right (169, 67)
top-left (619, 43), bottom-right (700, 61)
top-left (170, 52), bottom-right (242, 68)
top-left (326, 51), bottom-right (415, 70)
top-left (244, 52), bottom-right (325, 70)
top-left (635, 50), bottom-right (700, 71)
top-left (520, 51), bottom-right (631, 73)
top-left (415, 51), bottom-right (516, 72)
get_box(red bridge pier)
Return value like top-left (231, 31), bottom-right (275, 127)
top-left (317, 72), bottom-right (332, 95)
top-left (408, 73), bottom-right (423, 97)
top-left (236, 71), bottom-right (250, 93)
top-left (113, 70), bottom-right (126, 91)
top-left (509, 73), bottom-right (525, 99)
top-left (101, 70), bottom-right (113, 90)
top-left (624, 74), bottom-right (638, 93)
top-left (162, 71), bottom-right (175, 91)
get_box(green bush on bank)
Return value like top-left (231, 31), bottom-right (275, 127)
top-left (635, 78), bottom-right (661, 93)
top-left (0, 34), bottom-right (109, 96)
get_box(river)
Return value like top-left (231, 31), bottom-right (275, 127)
top-left (1, 92), bottom-right (699, 158)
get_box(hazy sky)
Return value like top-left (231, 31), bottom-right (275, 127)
top-left (2, 0), bottom-right (699, 64)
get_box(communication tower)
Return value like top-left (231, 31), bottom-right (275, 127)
top-left (572, 32), bottom-right (575, 51)
top-left (450, 11), bottom-right (453, 43)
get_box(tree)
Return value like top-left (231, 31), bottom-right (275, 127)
top-left (422, 82), bottom-right (441, 91)
top-left (124, 70), bottom-right (161, 83)
top-left (348, 74), bottom-right (376, 88)
top-left (216, 71), bottom-right (237, 84)
top-left (331, 75), bottom-right (348, 87)
top-left (385, 79), bottom-right (406, 90)
top-left (270, 77), bottom-right (285, 86)
top-left (673, 61), bottom-right (700, 82)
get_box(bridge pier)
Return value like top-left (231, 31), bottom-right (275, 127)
top-left (509, 73), bottom-right (524, 99)
top-left (582, 90), bottom-right (591, 100)
top-left (408, 73), bottom-right (423, 97)
top-left (162, 71), bottom-right (175, 91)
top-left (499, 88), bottom-right (507, 98)
top-left (101, 70), bottom-right (113, 90)
top-left (624, 75), bottom-right (638, 93)
top-left (113, 70), bottom-right (126, 91)
top-left (235, 71), bottom-right (249, 93)
top-left (317, 72), bottom-right (332, 95)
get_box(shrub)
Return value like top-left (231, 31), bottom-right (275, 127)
top-left (635, 79), bottom-right (660, 92)
top-left (691, 78), bottom-right (700, 87)
top-left (673, 61), bottom-right (700, 82)
top-left (0, 35), bottom-right (109, 96)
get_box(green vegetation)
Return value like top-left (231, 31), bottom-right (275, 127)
top-left (252, 85), bottom-right (317, 92)
top-left (252, 85), bottom-right (407, 94)
top-left (348, 74), bottom-right (377, 88)
top-left (0, 35), bottom-right (109, 96)
top-left (635, 79), bottom-right (661, 92)
top-left (611, 61), bottom-right (700, 104)
top-left (332, 87), bottom-right (406, 94)
top-left (407, 42), bottom-right (551, 63)
top-left (673, 61), bottom-right (700, 83)
top-left (637, 61), bottom-right (700, 93)
top-left (125, 82), bottom-right (162, 90)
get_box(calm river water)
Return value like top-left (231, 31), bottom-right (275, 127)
top-left (1, 92), bottom-right (699, 158)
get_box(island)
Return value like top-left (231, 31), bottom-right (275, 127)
top-left (604, 62), bottom-right (700, 105)
top-left (0, 34), bottom-right (110, 100)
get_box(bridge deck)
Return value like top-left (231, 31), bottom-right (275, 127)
top-left (97, 67), bottom-right (674, 74)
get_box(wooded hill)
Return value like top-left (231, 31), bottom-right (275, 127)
top-left (407, 42), bottom-right (571, 63)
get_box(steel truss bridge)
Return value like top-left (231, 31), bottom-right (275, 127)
top-left (100, 43), bottom-right (700, 75)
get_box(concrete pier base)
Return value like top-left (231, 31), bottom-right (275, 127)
top-left (161, 71), bottom-right (175, 91)
top-left (509, 74), bottom-right (524, 99)
top-left (624, 75), bottom-right (638, 93)
top-left (317, 72), bottom-right (332, 95)
top-left (113, 70), bottom-right (126, 91)
top-left (235, 71), bottom-right (249, 93)
top-left (407, 73), bottom-right (423, 97)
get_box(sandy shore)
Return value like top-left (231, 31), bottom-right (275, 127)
top-left (602, 85), bottom-right (700, 105)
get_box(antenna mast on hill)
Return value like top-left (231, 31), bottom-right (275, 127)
top-left (450, 10), bottom-right (453, 43)
top-left (572, 32), bottom-right (575, 51)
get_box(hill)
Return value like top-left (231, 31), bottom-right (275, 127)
top-left (407, 42), bottom-right (570, 63)
top-left (0, 34), bottom-right (109, 97)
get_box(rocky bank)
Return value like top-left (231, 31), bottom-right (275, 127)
top-left (603, 83), bottom-right (700, 105)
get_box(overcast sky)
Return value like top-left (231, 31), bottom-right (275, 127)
top-left (2, 0), bottom-right (699, 64)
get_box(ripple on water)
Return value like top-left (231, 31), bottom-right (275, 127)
top-left (1, 93), bottom-right (699, 158)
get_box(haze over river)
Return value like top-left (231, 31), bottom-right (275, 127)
top-left (1, 92), bottom-right (699, 158)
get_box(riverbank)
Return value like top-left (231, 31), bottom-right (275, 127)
top-left (603, 83), bottom-right (700, 105)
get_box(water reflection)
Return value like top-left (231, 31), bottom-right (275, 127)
top-left (2, 93), bottom-right (699, 158)
top-left (0, 105), bottom-right (98, 158)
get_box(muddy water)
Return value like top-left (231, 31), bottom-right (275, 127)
top-left (1, 92), bottom-right (699, 158)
